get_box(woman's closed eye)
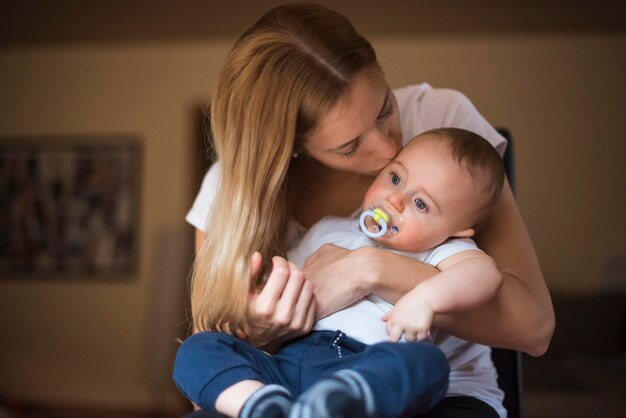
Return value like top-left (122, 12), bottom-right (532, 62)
top-left (376, 102), bottom-right (393, 124)
top-left (339, 139), bottom-right (361, 158)
top-left (340, 149), bottom-right (356, 158)
top-left (414, 197), bottom-right (428, 213)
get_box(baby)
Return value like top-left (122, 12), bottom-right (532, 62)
top-left (174, 127), bottom-right (505, 418)
top-left (290, 126), bottom-right (505, 345)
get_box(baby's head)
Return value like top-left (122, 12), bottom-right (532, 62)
top-left (361, 128), bottom-right (505, 252)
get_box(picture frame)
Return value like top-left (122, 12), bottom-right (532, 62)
top-left (0, 135), bottom-right (142, 279)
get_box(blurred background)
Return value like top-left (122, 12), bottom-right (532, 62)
top-left (0, 1), bottom-right (624, 417)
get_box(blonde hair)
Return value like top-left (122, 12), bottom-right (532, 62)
top-left (191, 3), bottom-right (380, 333)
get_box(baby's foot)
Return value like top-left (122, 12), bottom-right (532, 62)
top-left (290, 370), bottom-right (376, 418)
top-left (239, 384), bottom-right (292, 418)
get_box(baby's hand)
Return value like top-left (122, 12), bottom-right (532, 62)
top-left (382, 293), bottom-right (434, 342)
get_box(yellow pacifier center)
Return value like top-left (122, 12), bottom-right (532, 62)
top-left (372, 208), bottom-right (389, 224)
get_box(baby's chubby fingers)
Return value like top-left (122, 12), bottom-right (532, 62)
top-left (404, 331), bottom-right (418, 342)
top-left (416, 328), bottom-right (432, 341)
top-left (387, 325), bottom-right (404, 343)
top-left (384, 316), bottom-right (404, 342)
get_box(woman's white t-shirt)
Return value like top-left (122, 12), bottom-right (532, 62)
top-left (186, 84), bottom-right (508, 417)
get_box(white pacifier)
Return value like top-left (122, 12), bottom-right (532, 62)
top-left (359, 207), bottom-right (389, 238)
top-left (359, 198), bottom-right (403, 239)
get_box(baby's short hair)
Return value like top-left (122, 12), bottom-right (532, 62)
top-left (420, 127), bottom-right (505, 229)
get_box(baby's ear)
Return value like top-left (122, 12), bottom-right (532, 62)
top-left (451, 227), bottom-right (475, 238)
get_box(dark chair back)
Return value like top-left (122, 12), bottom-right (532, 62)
top-left (491, 128), bottom-right (523, 418)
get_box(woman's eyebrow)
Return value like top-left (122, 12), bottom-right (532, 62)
top-left (326, 88), bottom-right (391, 153)
top-left (327, 137), bottom-right (358, 152)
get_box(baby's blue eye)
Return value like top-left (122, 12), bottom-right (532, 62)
top-left (415, 198), bottom-right (427, 211)
top-left (390, 173), bottom-right (401, 185)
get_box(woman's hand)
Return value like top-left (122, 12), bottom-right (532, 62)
top-left (303, 244), bottom-right (377, 319)
top-left (240, 253), bottom-right (316, 352)
top-left (304, 244), bottom-right (439, 320)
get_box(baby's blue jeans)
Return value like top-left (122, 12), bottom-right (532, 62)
top-left (173, 330), bottom-right (449, 418)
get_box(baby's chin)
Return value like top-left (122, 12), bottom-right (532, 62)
top-left (375, 236), bottom-right (422, 253)
top-left (369, 234), bottom-right (390, 246)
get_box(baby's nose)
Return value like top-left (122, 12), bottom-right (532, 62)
top-left (387, 192), bottom-right (404, 212)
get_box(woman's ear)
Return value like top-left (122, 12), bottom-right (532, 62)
top-left (451, 227), bottom-right (475, 238)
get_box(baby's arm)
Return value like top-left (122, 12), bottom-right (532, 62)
top-left (383, 250), bottom-right (502, 342)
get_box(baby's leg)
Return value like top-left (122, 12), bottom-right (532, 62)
top-left (289, 332), bottom-right (449, 418)
top-left (215, 380), bottom-right (261, 417)
top-left (346, 340), bottom-right (450, 417)
top-left (173, 332), bottom-right (292, 417)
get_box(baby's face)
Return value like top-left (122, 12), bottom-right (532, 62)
top-left (362, 134), bottom-right (482, 252)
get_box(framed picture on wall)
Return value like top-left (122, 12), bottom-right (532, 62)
top-left (0, 136), bottom-right (142, 279)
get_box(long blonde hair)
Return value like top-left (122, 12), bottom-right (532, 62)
top-left (191, 3), bottom-right (380, 333)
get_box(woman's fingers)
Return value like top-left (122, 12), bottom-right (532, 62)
top-left (304, 244), bottom-right (354, 318)
top-left (303, 243), bottom-right (335, 269)
top-left (252, 256), bottom-right (290, 319)
top-left (234, 327), bottom-right (248, 340)
top-left (303, 295), bottom-right (316, 332)
top-left (273, 262), bottom-right (306, 325)
top-left (244, 254), bottom-right (319, 348)
top-left (249, 251), bottom-right (263, 282)
top-left (282, 262), bottom-right (307, 305)
top-left (289, 279), bottom-right (315, 332)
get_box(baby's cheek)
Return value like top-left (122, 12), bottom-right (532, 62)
top-left (396, 228), bottom-right (426, 252)
top-left (362, 187), bottom-right (378, 208)
top-left (389, 236), bottom-right (414, 252)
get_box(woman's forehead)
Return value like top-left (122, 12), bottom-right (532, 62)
top-left (307, 70), bottom-right (389, 150)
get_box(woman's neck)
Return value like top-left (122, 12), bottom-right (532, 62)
top-left (293, 157), bottom-right (373, 228)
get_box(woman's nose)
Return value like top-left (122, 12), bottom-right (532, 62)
top-left (369, 130), bottom-right (398, 160)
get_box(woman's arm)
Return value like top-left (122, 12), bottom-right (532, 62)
top-left (305, 180), bottom-right (554, 355)
top-left (437, 180), bottom-right (554, 356)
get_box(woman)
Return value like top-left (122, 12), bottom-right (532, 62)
top-left (185, 3), bottom-right (554, 417)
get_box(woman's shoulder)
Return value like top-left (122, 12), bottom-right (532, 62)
top-left (394, 83), bottom-right (473, 121)
top-left (393, 82), bottom-right (432, 104)
top-left (395, 81), bottom-right (470, 100)
top-left (185, 162), bottom-right (222, 231)
top-left (395, 83), bottom-right (470, 142)
top-left (200, 161), bottom-right (222, 188)
top-left (394, 83), bottom-right (507, 155)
